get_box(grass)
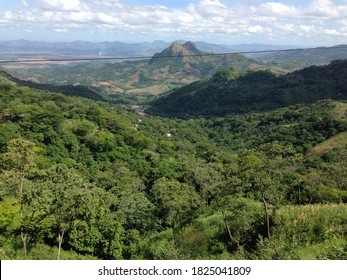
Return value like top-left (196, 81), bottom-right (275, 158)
top-left (308, 131), bottom-right (347, 157)
top-left (330, 101), bottom-right (347, 120)
top-left (259, 203), bottom-right (347, 259)
top-left (127, 84), bottom-right (171, 95)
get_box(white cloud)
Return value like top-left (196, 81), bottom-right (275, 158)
top-left (187, 0), bottom-right (229, 18)
top-left (68, 11), bottom-right (94, 23)
top-left (323, 28), bottom-right (345, 36)
top-left (305, 0), bottom-right (342, 19)
top-left (0, 0), bottom-right (346, 44)
top-left (36, 0), bottom-right (82, 12)
top-left (247, 25), bottom-right (264, 33)
top-left (96, 12), bottom-right (120, 25)
top-left (279, 24), bottom-right (295, 32)
top-left (261, 2), bottom-right (297, 16)
top-left (54, 28), bottom-right (69, 33)
top-left (299, 25), bottom-right (316, 33)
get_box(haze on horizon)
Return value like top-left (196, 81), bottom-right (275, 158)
top-left (0, 0), bottom-right (347, 46)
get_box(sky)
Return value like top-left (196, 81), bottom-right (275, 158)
top-left (0, 0), bottom-right (347, 46)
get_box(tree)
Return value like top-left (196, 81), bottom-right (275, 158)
top-left (211, 67), bottom-right (241, 83)
top-left (0, 122), bottom-right (20, 152)
top-left (213, 176), bottom-right (243, 244)
top-left (326, 148), bottom-right (347, 203)
top-left (1, 138), bottom-right (39, 256)
top-left (151, 177), bottom-right (201, 228)
top-left (211, 155), bottom-right (243, 245)
top-left (118, 192), bottom-right (156, 232)
top-left (238, 143), bottom-right (295, 239)
top-left (42, 164), bottom-right (93, 260)
top-left (68, 187), bottom-right (125, 259)
top-left (191, 162), bottom-right (222, 207)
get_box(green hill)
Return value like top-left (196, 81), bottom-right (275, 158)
top-left (0, 70), bottom-right (105, 102)
top-left (253, 45), bottom-right (347, 70)
top-left (149, 59), bottom-right (347, 118)
top-left (0, 68), bottom-right (346, 260)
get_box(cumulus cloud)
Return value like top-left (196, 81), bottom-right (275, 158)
top-left (36, 0), bottom-right (83, 12)
top-left (305, 0), bottom-right (341, 19)
top-left (260, 2), bottom-right (297, 16)
top-left (54, 28), bottom-right (69, 33)
top-left (299, 25), bottom-right (317, 33)
top-left (0, 0), bottom-right (347, 44)
top-left (247, 25), bottom-right (264, 33)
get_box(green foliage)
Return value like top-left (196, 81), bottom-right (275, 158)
top-left (141, 229), bottom-right (185, 260)
top-left (255, 45), bottom-right (347, 70)
top-left (0, 66), bottom-right (346, 260)
top-left (0, 123), bottom-right (21, 152)
top-left (150, 60), bottom-right (347, 118)
top-left (5, 41), bottom-right (271, 103)
top-left (255, 204), bottom-right (347, 259)
top-left (210, 67), bottom-right (242, 83)
top-left (151, 177), bottom-right (201, 227)
top-left (0, 198), bottom-right (20, 234)
top-left (118, 192), bottom-right (156, 232)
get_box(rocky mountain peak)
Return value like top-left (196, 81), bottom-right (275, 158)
top-left (150, 41), bottom-right (204, 62)
top-left (183, 41), bottom-right (200, 53)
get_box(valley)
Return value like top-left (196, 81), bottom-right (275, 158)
top-left (0, 40), bottom-right (346, 261)
top-left (1, 41), bottom-right (269, 100)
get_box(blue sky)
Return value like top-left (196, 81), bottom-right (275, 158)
top-left (0, 0), bottom-right (347, 45)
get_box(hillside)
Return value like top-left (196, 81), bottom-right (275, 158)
top-left (1, 67), bottom-right (346, 260)
top-left (1, 71), bottom-right (347, 260)
top-left (149, 41), bottom-right (204, 64)
top-left (3, 41), bottom-right (266, 99)
top-left (251, 45), bottom-right (347, 70)
top-left (149, 59), bottom-right (347, 118)
top-left (0, 70), bottom-right (105, 102)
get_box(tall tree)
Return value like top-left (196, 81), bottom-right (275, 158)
top-left (1, 138), bottom-right (39, 256)
top-left (192, 162), bottom-right (222, 207)
top-left (42, 164), bottom-right (93, 260)
top-left (151, 177), bottom-right (201, 228)
top-left (238, 143), bottom-right (296, 239)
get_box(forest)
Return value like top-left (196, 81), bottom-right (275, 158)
top-left (150, 59), bottom-right (347, 118)
top-left (0, 58), bottom-right (346, 260)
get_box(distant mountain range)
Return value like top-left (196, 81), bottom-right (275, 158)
top-left (0, 39), bottom-right (303, 58)
top-left (2, 39), bottom-right (345, 67)
top-left (251, 45), bottom-right (347, 70)
top-left (3, 41), bottom-right (267, 97)
top-left (0, 40), bottom-right (169, 57)
top-left (2, 40), bottom-right (347, 103)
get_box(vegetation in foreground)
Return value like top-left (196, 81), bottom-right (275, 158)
top-left (0, 63), bottom-right (346, 260)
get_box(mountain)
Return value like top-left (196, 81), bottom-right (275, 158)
top-left (252, 45), bottom-right (347, 70)
top-left (3, 39), bottom-right (347, 70)
top-left (150, 41), bottom-right (204, 63)
top-left (4, 41), bottom-right (266, 98)
top-left (149, 59), bottom-right (347, 118)
top-left (0, 40), bottom-right (170, 57)
top-left (0, 39), bottom-right (303, 58)
top-left (196, 42), bottom-right (305, 54)
top-left (152, 41), bottom-right (202, 57)
top-left (1, 63), bottom-right (347, 261)
top-left (0, 70), bottom-right (105, 102)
